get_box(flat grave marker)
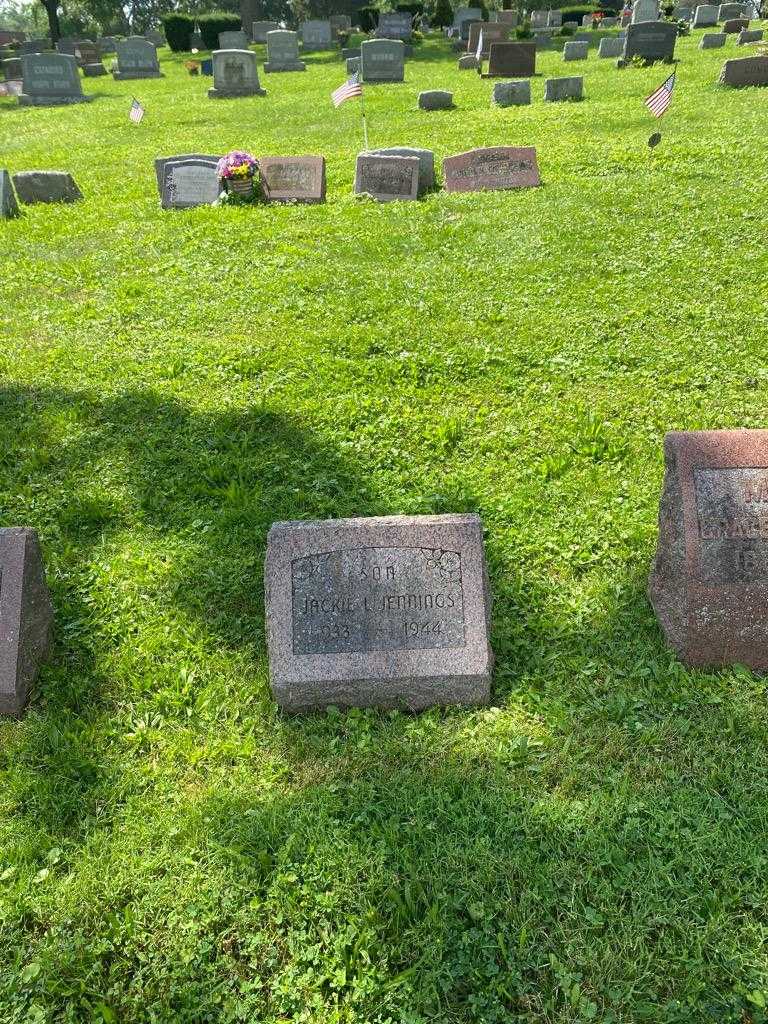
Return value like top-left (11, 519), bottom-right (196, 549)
top-left (719, 52), bottom-right (768, 83)
top-left (259, 155), bottom-right (325, 202)
top-left (265, 514), bottom-right (493, 711)
top-left (649, 430), bottom-right (768, 670)
top-left (443, 146), bottom-right (540, 192)
top-left (354, 153), bottom-right (419, 201)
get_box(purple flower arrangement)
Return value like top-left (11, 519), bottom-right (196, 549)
top-left (216, 151), bottom-right (259, 180)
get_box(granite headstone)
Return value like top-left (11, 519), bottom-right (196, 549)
top-left (208, 48), bottom-right (266, 97)
top-left (719, 52), bottom-right (768, 82)
top-left (259, 155), bottom-right (325, 202)
top-left (360, 38), bottom-right (405, 81)
top-left (265, 515), bottom-right (493, 711)
top-left (264, 30), bottom-right (305, 71)
top-left (19, 52), bottom-right (91, 105)
top-left (443, 146), bottom-right (540, 192)
top-left (544, 75), bottom-right (584, 100)
top-left (161, 157), bottom-right (220, 209)
top-left (113, 37), bottom-right (162, 78)
top-left (484, 42), bottom-right (536, 77)
top-left (354, 153), bottom-right (419, 201)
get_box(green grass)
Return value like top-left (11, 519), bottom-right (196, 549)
top-left (2, 28), bottom-right (768, 1023)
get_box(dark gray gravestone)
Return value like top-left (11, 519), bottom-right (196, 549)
top-left (738, 28), bottom-right (764, 43)
top-left (264, 30), bottom-right (306, 71)
top-left (19, 39), bottom-right (49, 54)
top-left (354, 153), bottom-right (419, 201)
top-left (720, 53), bottom-right (768, 84)
top-left (265, 514), bottom-right (493, 711)
top-left (598, 36), bottom-right (624, 57)
top-left (483, 42), bottom-right (536, 77)
top-left (208, 48), bottom-right (266, 97)
top-left (0, 528), bottom-right (53, 716)
top-left (219, 30), bottom-right (249, 49)
top-left (19, 52), bottom-right (91, 105)
top-left (621, 21), bottom-right (677, 62)
top-left (346, 56), bottom-right (361, 74)
top-left (467, 20), bottom-right (509, 57)
top-left (649, 430), bottom-right (768, 670)
top-left (113, 37), bottom-right (162, 79)
top-left (376, 12), bottom-right (412, 40)
top-left (418, 89), bottom-right (453, 109)
top-left (0, 169), bottom-right (20, 218)
top-left (492, 80), bottom-right (531, 105)
top-left (259, 156), bottom-right (325, 202)
top-left (96, 37), bottom-right (117, 54)
top-left (563, 40), bottom-right (589, 59)
top-left (12, 171), bottom-right (83, 202)
top-left (154, 153), bottom-right (220, 193)
top-left (3, 56), bottom-right (22, 80)
top-left (458, 54), bottom-right (480, 69)
top-left (700, 31), bottom-right (727, 46)
top-left (301, 20), bottom-right (333, 50)
top-left (693, 4), bottom-right (719, 25)
top-left (544, 75), bottom-right (584, 101)
top-left (161, 157), bottom-right (221, 209)
top-left (252, 21), bottom-right (280, 43)
top-left (366, 146), bottom-right (434, 195)
top-left (723, 17), bottom-right (749, 31)
top-left (55, 37), bottom-right (78, 56)
top-left (718, 1), bottom-right (749, 15)
top-left (360, 38), bottom-right (405, 81)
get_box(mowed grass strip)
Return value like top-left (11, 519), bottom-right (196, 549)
top-left (2, 28), bottom-right (768, 1024)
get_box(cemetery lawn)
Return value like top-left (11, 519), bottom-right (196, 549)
top-left (2, 29), bottom-right (768, 1024)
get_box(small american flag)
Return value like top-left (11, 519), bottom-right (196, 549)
top-left (129, 97), bottom-right (145, 124)
top-left (0, 80), bottom-right (22, 96)
top-left (644, 71), bottom-right (675, 118)
top-left (331, 71), bottom-right (362, 108)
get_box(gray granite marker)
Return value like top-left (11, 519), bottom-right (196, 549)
top-left (738, 28), bottom-right (764, 43)
top-left (219, 29), bottom-right (249, 49)
top-left (0, 169), bottom-right (20, 218)
top-left (265, 514), bottom-right (493, 711)
top-left (598, 37), bottom-right (623, 57)
top-left (365, 146), bottom-right (435, 195)
top-left (12, 171), bottom-right (82, 203)
top-left (563, 40), bottom-right (589, 60)
top-left (264, 30), bottom-right (305, 71)
top-left (544, 76), bottom-right (584, 101)
top-left (208, 48), bottom-right (266, 97)
top-left (0, 528), bottom-right (54, 716)
top-left (700, 31), bottom-right (727, 46)
top-left (492, 80), bottom-right (531, 105)
top-left (19, 52), bottom-right (92, 105)
top-left (113, 37), bottom-right (162, 79)
top-left (418, 89), bottom-right (453, 109)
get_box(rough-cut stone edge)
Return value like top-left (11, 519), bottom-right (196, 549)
top-left (265, 514), bottom-right (493, 713)
top-left (0, 528), bottom-right (54, 717)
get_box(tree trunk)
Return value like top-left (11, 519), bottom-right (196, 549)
top-left (40, 0), bottom-right (61, 43)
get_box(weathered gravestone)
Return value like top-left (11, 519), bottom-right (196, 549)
top-left (453, 7), bottom-right (482, 30)
top-left (367, 146), bottom-right (434, 195)
top-left (252, 21), bottom-right (279, 43)
top-left (632, 0), bottom-right (659, 21)
top-left (418, 89), bottom-right (453, 109)
top-left (113, 37), bottom-right (162, 78)
top-left (718, 2), bottom-right (749, 17)
top-left (264, 30), bottom-right (305, 71)
top-left (458, 53), bottom-right (479, 68)
top-left (483, 42), bottom-right (536, 77)
top-left (55, 37), bottom-right (78, 55)
top-left (154, 153), bottom-right (219, 192)
top-left (672, 5), bottom-right (693, 17)
top-left (0, 529), bottom-right (53, 716)
top-left (259, 155), bottom-right (325, 202)
top-left (544, 75), bottom-right (584, 100)
top-left (301, 20), bottom-right (333, 50)
top-left (219, 30), bottom-right (249, 49)
top-left (621, 21), bottom-right (677, 62)
top-left (160, 157), bottom-right (220, 209)
top-left (3, 56), bottom-right (22, 80)
top-left (0, 169), bottom-right (20, 217)
top-left (700, 31), bottom-right (727, 45)
top-left (355, 153), bottom-right (419, 201)
top-left (12, 171), bottom-right (82, 203)
top-left (548, 10), bottom-right (563, 26)
top-left (376, 12), bottom-right (412, 40)
top-left (96, 36), bottom-right (117, 54)
top-left (360, 38), bottom-right (405, 81)
top-left (467, 21), bottom-right (509, 57)
top-left (598, 36), bottom-right (624, 56)
top-left (492, 79), bottom-right (531, 105)
top-left (533, 33), bottom-right (553, 49)
top-left (564, 40), bottom-right (589, 59)
top-left (649, 430), bottom-right (768, 670)
top-left (208, 48), bottom-right (266, 97)
top-left (723, 17), bottom-right (750, 31)
top-left (693, 4), bottom-right (720, 25)
top-left (75, 40), bottom-right (106, 76)
top-left (443, 146), bottom-right (540, 192)
top-left (346, 56), bottom-right (361, 74)
top-left (719, 52), bottom-right (768, 82)
top-left (738, 28), bottom-right (764, 42)
top-left (19, 39), bottom-right (49, 53)
top-left (19, 53), bottom-right (92, 105)
top-left (265, 514), bottom-right (493, 711)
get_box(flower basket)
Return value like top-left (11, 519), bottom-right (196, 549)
top-left (226, 177), bottom-right (254, 197)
